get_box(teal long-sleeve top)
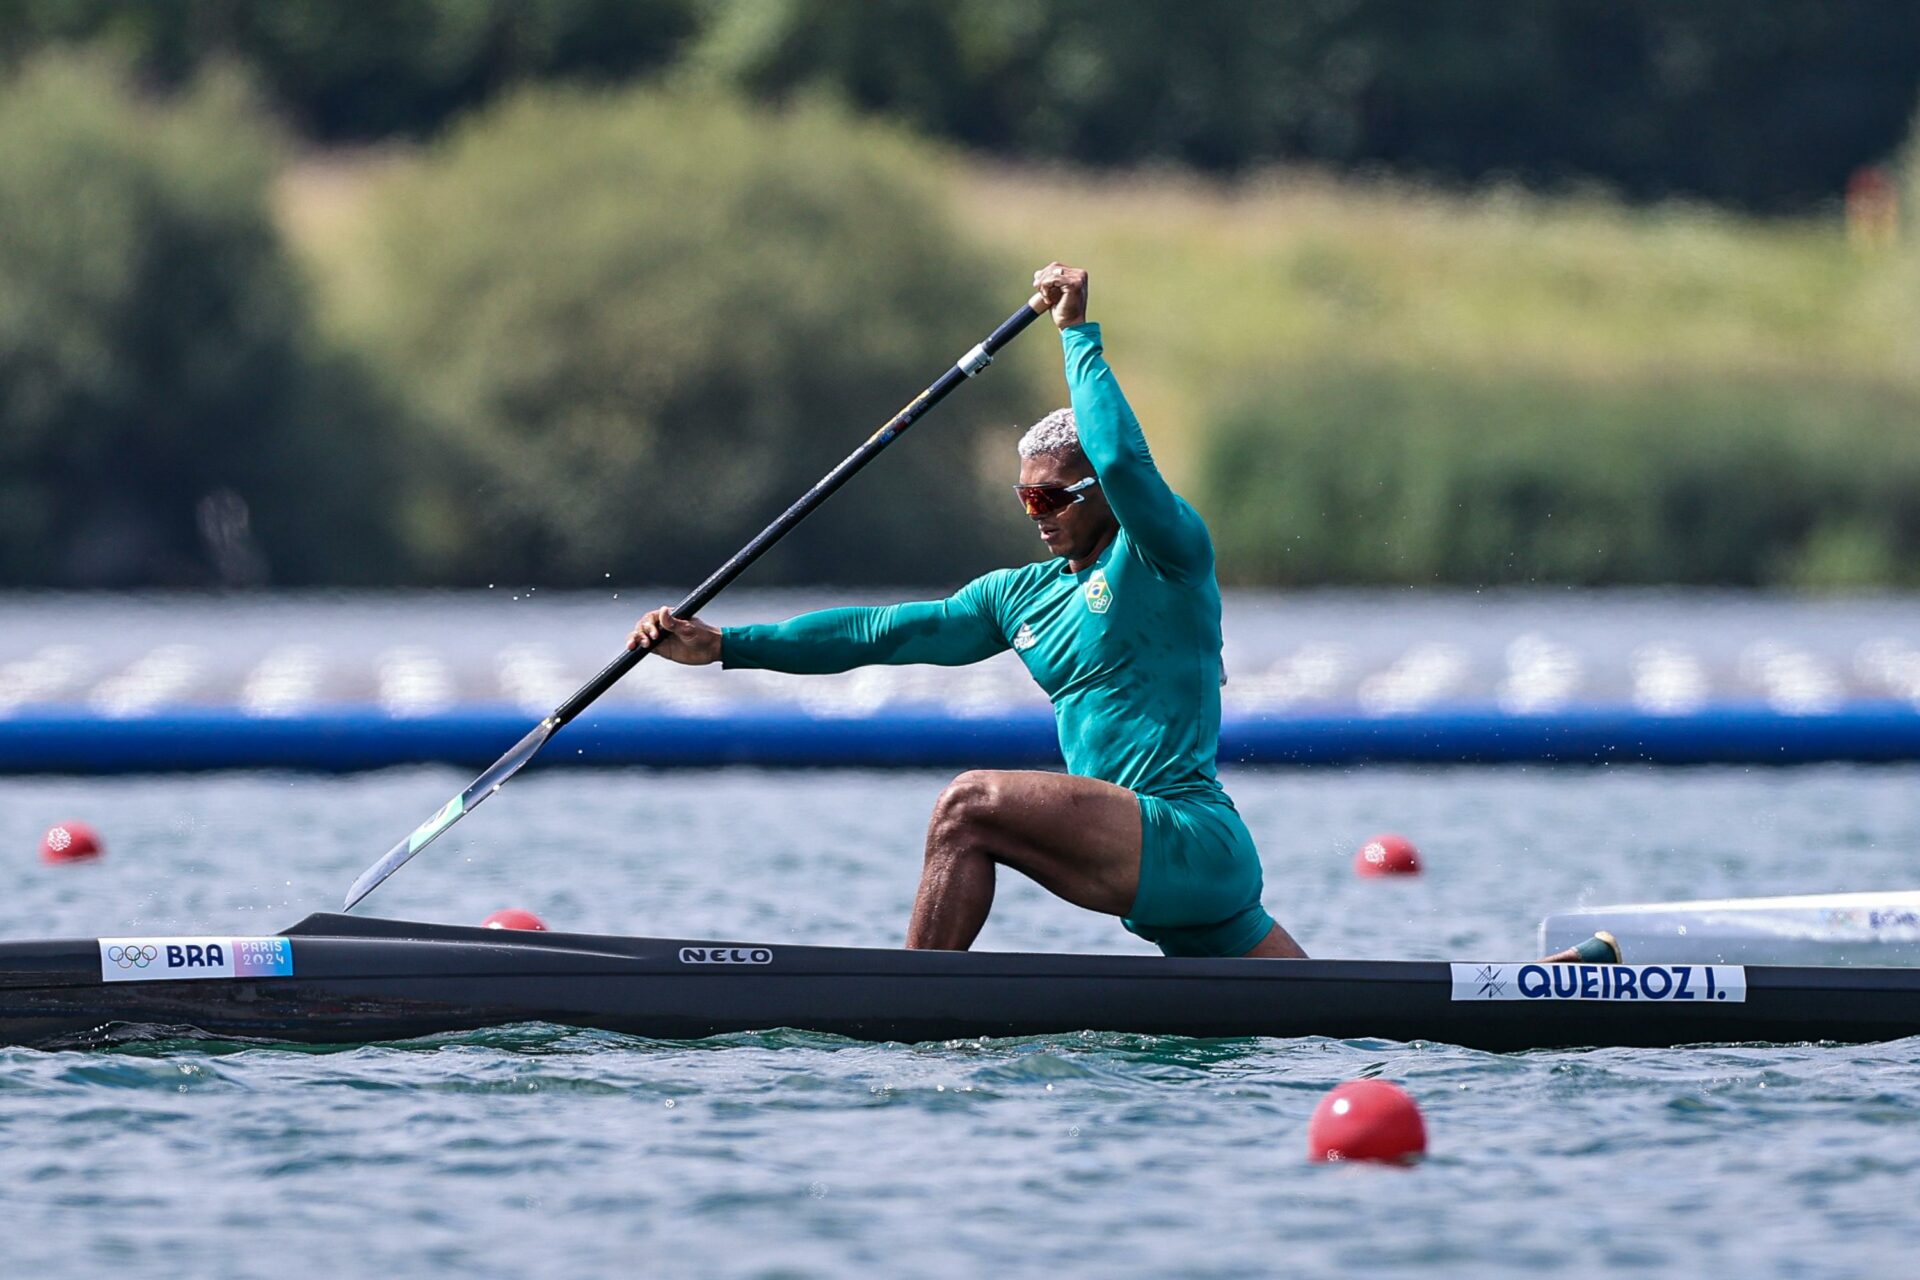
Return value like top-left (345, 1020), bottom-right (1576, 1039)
top-left (723, 322), bottom-right (1227, 804)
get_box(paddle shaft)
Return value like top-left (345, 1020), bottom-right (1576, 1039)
top-left (342, 296), bottom-right (1046, 908)
top-left (552, 297), bottom-right (1047, 727)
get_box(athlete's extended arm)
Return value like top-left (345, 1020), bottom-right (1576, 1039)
top-left (628, 582), bottom-right (1007, 674)
top-left (1034, 263), bottom-right (1212, 581)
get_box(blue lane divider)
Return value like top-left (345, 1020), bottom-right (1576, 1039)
top-left (5, 701), bottom-right (1920, 772)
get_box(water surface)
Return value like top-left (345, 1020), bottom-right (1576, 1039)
top-left (1, 765), bottom-right (1916, 1277)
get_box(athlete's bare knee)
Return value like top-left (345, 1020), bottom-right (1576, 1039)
top-left (929, 770), bottom-right (1005, 844)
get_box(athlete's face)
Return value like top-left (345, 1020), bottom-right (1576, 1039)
top-left (1018, 450), bottom-right (1116, 567)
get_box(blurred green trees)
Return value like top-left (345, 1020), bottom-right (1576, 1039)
top-left (1204, 368), bottom-right (1920, 589)
top-left (350, 87), bottom-right (1040, 587)
top-left (0, 55), bottom-right (397, 586)
top-left (0, 0), bottom-right (698, 140)
top-left (4, 1), bottom-right (1915, 210)
top-left (672, 0), bottom-right (1920, 210)
top-left (2, 11), bottom-right (1918, 591)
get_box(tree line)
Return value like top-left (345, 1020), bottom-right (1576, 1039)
top-left (5, 8), bottom-right (1920, 590)
top-left (5, 0), bottom-right (1917, 210)
top-left (0, 55), bottom-right (1040, 587)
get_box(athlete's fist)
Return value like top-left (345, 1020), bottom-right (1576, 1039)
top-left (1032, 262), bottom-right (1089, 329)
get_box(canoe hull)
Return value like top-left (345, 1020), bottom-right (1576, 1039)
top-left (4, 914), bottom-right (1918, 1052)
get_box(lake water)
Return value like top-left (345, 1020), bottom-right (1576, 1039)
top-left (1, 763), bottom-right (1917, 1277)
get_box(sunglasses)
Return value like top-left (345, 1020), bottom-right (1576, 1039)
top-left (1014, 476), bottom-right (1099, 518)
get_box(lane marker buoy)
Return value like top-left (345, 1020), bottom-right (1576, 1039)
top-left (41, 822), bottom-right (104, 864)
top-left (1308, 1079), bottom-right (1427, 1164)
top-left (1355, 833), bottom-right (1421, 877)
top-left (482, 907), bottom-right (549, 931)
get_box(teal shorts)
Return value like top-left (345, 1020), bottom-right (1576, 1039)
top-left (1124, 793), bottom-right (1275, 958)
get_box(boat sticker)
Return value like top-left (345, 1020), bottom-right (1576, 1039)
top-left (679, 947), bottom-right (772, 965)
top-left (1450, 962), bottom-right (1746, 1004)
top-left (99, 936), bottom-right (295, 983)
top-left (1868, 908), bottom-right (1920, 932)
top-left (408, 794), bottom-right (467, 852)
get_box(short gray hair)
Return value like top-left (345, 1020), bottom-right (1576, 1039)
top-left (1018, 407), bottom-right (1080, 459)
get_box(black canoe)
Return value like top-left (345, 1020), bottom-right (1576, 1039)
top-left (4, 912), bottom-right (1919, 1051)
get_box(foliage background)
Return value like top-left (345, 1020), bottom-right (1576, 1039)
top-left (0, 55), bottom-right (398, 587)
top-left (349, 87), bottom-right (1037, 587)
top-left (1, 3), bottom-right (1917, 589)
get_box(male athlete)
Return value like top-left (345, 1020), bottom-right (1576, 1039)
top-left (628, 263), bottom-right (1307, 959)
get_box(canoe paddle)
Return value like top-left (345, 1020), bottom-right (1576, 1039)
top-left (342, 293), bottom-right (1048, 909)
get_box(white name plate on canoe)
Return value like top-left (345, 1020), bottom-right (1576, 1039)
top-left (1451, 962), bottom-right (1745, 1003)
top-left (99, 936), bottom-right (295, 983)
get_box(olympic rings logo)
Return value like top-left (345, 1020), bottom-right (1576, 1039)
top-left (106, 944), bottom-right (158, 969)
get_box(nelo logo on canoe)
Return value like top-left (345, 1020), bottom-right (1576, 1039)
top-left (679, 946), bottom-right (772, 965)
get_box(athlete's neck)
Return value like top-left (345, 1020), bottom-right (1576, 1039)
top-left (1067, 527), bottom-right (1117, 574)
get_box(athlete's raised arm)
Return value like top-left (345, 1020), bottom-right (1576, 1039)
top-left (1033, 263), bottom-right (1212, 582)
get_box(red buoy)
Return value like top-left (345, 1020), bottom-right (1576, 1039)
top-left (1308, 1079), bottom-right (1427, 1163)
top-left (482, 907), bottom-right (549, 931)
top-left (1355, 833), bottom-right (1420, 877)
top-left (41, 822), bottom-right (103, 864)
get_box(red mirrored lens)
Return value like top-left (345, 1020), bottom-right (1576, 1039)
top-left (1016, 485), bottom-right (1076, 517)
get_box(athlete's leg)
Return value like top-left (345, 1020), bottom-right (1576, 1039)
top-left (1242, 923), bottom-right (1308, 958)
top-left (908, 769), bottom-right (1142, 950)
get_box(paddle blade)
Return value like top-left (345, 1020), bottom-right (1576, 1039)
top-left (342, 718), bottom-right (557, 910)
